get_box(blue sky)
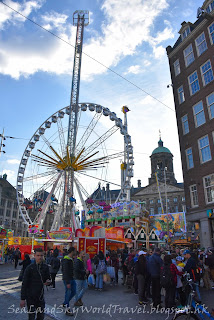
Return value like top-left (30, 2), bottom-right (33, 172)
top-left (0, 0), bottom-right (203, 192)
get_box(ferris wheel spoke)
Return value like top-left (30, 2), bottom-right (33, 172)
top-left (77, 171), bottom-right (121, 187)
top-left (76, 112), bottom-right (102, 155)
top-left (74, 175), bottom-right (90, 198)
top-left (29, 173), bottom-right (59, 199)
top-left (23, 170), bottom-right (57, 182)
top-left (80, 125), bottom-right (119, 160)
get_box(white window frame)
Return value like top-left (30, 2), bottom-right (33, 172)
top-left (188, 71), bottom-right (200, 96)
top-left (195, 32), bottom-right (207, 56)
top-left (174, 59), bottom-right (180, 76)
top-left (206, 92), bottom-right (214, 119)
top-left (208, 22), bottom-right (214, 45)
top-left (184, 44), bottom-right (194, 67)
top-left (189, 184), bottom-right (199, 208)
top-left (198, 135), bottom-right (212, 164)
top-left (193, 101), bottom-right (206, 128)
top-left (178, 85), bottom-right (185, 104)
top-left (182, 26), bottom-right (190, 40)
top-left (200, 60), bottom-right (214, 86)
top-left (206, 1), bottom-right (214, 13)
top-left (186, 147), bottom-right (194, 169)
top-left (203, 174), bottom-right (214, 204)
top-left (181, 114), bottom-right (189, 135)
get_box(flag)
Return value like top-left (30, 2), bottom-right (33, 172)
top-left (122, 106), bottom-right (130, 113)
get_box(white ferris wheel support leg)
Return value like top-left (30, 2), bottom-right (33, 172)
top-left (35, 172), bottom-right (62, 230)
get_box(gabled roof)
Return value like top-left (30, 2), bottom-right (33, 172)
top-left (0, 178), bottom-right (17, 200)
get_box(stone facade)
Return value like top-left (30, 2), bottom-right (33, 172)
top-left (0, 176), bottom-right (27, 236)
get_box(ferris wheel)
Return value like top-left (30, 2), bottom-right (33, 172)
top-left (16, 10), bottom-right (134, 232)
top-left (16, 103), bottom-right (134, 231)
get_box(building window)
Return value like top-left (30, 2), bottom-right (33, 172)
top-left (186, 148), bottom-right (194, 169)
top-left (6, 209), bottom-right (11, 217)
top-left (198, 135), bottom-right (212, 163)
top-left (158, 206), bottom-right (162, 214)
top-left (150, 199), bottom-right (154, 204)
top-left (174, 205), bottom-right (178, 213)
top-left (190, 185), bottom-right (199, 207)
top-left (208, 22), bottom-right (214, 44)
top-left (174, 197), bottom-right (178, 203)
top-left (178, 85), bottom-right (185, 104)
top-left (195, 32), bottom-right (207, 56)
top-left (182, 114), bottom-right (189, 135)
top-left (201, 60), bottom-right (214, 86)
top-left (0, 208), bottom-right (3, 216)
top-left (206, 1), bottom-right (214, 13)
top-left (184, 44), bottom-right (194, 67)
top-left (203, 174), bottom-right (214, 204)
top-left (182, 196), bottom-right (185, 201)
top-left (12, 211), bottom-right (17, 218)
top-left (157, 199), bottom-right (161, 204)
top-left (182, 26), bottom-right (190, 40)
top-left (150, 208), bottom-right (154, 215)
top-left (7, 201), bottom-right (12, 208)
top-left (207, 92), bottom-right (214, 119)
top-left (193, 101), bottom-right (206, 127)
top-left (174, 59), bottom-right (180, 76)
top-left (188, 71), bottom-right (200, 95)
top-left (0, 199), bottom-right (5, 206)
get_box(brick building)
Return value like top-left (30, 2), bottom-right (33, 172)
top-left (166, 0), bottom-right (214, 247)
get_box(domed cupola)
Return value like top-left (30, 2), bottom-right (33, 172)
top-left (149, 136), bottom-right (177, 185)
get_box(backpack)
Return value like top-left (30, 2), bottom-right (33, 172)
top-left (51, 258), bottom-right (60, 271)
top-left (97, 259), bottom-right (107, 274)
top-left (160, 264), bottom-right (174, 288)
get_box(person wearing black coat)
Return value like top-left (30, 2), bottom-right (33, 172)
top-left (18, 254), bottom-right (31, 281)
top-left (20, 248), bottom-right (51, 320)
top-left (61, 247), bottom-right (76, 316)
top-left (135, 251), bottom-right (148, 305)
top-left (49, 252), bottom-right (60, 289)
top-left (74, 251), bottom-right (88, 306)
top-left (149, 248), bottom-right (163, 307)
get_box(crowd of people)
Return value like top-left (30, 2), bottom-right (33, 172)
top-left (5, 244), bottom-right (213, 319)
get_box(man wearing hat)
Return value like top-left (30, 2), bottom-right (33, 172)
top-left (183, 249), bottom-right (201, 302)
top-left (135, 250), bottom-right (148, 305)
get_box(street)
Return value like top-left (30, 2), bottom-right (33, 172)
top-left (0, 263), bottom-right (213, 320)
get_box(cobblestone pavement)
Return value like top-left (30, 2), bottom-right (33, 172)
top-left (0, 263), bottom-right (213, 320)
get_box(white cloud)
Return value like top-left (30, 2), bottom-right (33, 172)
top-left (0, 169), bottom-right (16, 182)
top-left (124, 65), bottom-right (141, 75)
top-left (7, 159), bottom-right (20, 164)
top-left (0, 0), bottom-right (44, 29)
top-left (144, 60), bottom-right (151, 67)
top-left (41, 11), bottom-right (68, 31)
top-left (153, 45), bottom-right (166, 59)
top-left (0, 0), bottom-right (174, 79)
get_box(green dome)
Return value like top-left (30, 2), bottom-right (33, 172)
top-left (152, 139), bottom-right (172, 155)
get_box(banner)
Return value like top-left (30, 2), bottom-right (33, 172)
top-left (149, 212), bottom-right (186, 240)
top-left (47, 231), bottom-right (73, 240)
top-left (79, 238), bottom-right (85, 252)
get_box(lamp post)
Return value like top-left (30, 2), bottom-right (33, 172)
top-left (164, 167), bottom-right (170, 244)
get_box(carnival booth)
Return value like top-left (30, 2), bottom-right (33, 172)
top-left (76, 226), bottom-right (131, 257)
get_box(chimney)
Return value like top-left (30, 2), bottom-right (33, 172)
top-left (137, 179), bottom-right (141, 188)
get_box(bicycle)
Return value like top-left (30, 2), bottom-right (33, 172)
top-left (173, 273), bottom-right (214, 320)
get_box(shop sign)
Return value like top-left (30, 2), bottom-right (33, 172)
top-left (207, 209), bottom-right (214, 218)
